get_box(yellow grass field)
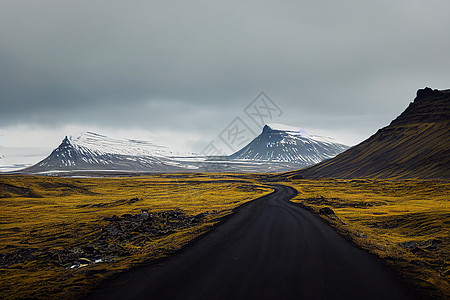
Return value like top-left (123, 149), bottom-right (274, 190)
top-left (0, 174), bottom-right (271, 299)
top-left (284, 178), bottom-right (450, 298)
top-left (1, 174), bottom-right (448, 299)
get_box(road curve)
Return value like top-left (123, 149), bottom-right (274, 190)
top-left (86, 184), bottom-right (415, 300)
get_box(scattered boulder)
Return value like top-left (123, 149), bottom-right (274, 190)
top-left (129, 197), bottom-right (140, 203)
top-left (399, 239), bottom-right (443, 253)
top-left (319, 207), bottom-right (335, 215)
top-left (399, 241), bottom-right (418, 249)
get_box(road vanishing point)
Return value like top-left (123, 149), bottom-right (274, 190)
top-left (86, 184), bottom-right (415, 300)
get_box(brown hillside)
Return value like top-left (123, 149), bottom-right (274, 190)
top-left (286, 88), bottom-right (450, 179)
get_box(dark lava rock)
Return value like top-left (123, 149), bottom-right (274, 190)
top-left (0, 248), bottom-right (38, 267)
top-left (411, 247), bottom-right (426, 255)
top-left (99, 210), bottom-right (202, 243)
top-left (129, 197), bottom-right (140, 203)
top-left (416, 87), bottom-right (438, 98)
top-left (1, 209), bottom-right (206, 269)
top-left (104, 215), bottom-right (120, 222)
top-left (319, 207), bottom-right (335, 215)
top-left (399, 239), bottom-right (443, 252)
top-left (399, 241), bottom-right (418, 249)
top-left (194, 212), bottom-right (210, 219)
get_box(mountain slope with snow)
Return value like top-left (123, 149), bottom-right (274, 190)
top-left (228, 124), bottom-right (349, 166)
top-left (23, 132), bottom-right (195, 173)
top-left (20, 126), bottom-right (350, 174)
top-left (66, 132), bottom-right (185, 157)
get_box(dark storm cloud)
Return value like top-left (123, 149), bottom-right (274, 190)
top-left (1, 0), bottom-right (449, 138)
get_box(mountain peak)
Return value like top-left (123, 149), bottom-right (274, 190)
top-left (61, 136), bottom-right (72, 146)
top-left (389, 87), bottom-right (450, 126)
top-left (265, 123), bottom-right (304, 133)
top-left (415, 87), bottom-right (450, 99)
top-left (23, 132), bottom-right (192, 173)
top-left (58, 132), bottom-right (183, 158)
top-left (263, 123), bottom-right (340, 144)
top-left (262, 124), bottom-right (272, 132)
top-left (230, 123), bottom-right (349, 164)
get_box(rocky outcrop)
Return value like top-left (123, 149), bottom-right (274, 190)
top-left (389, 87), bottom-right (450, 126)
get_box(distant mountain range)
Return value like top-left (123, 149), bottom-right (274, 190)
top-left (20, 125), bottom-right (348, 174)
top-left (283, 88), bottom-right (450, 179)
top-left (8, 87), bottom-right (449, 178)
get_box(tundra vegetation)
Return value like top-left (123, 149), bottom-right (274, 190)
top-left (0, 174), bottom-right (270, 299)
top-left (285, 178), bottom-right (449, 298)
top-left (0, 175), bottom-right (448, 299)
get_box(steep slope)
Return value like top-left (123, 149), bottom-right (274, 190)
top-left (228, 123), bottom-right (349, 167)
top-left (23, 132), bottom-right (192, 173)
top-left (285, 88), bottom-right (450, 179)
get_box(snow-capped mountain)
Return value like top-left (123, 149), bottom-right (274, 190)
top-left (19, 126), bottom-right (349, 175)
top-left (23, 132), bottom-right (196, 173)
top-left (228, 123), bottom-right (349, 166)
top-left (64, 132), bottom-right (184, 158)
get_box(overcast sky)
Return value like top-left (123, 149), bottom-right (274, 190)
top-left (1, 0), bottom-right (449, 167)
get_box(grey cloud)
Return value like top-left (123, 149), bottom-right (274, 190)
top-left (0, 0), bottom-right (449, 142)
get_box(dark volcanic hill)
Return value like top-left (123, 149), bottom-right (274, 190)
top-left (284, 88), bottom-right (450, 179)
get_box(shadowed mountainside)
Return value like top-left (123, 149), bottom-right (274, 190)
top-left (284, 88), bottom-right (450, 179)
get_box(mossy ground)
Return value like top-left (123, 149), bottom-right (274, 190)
top-left (0, 174), bottom-right (271, 299)
top-left (1, 175), bottom-right (448, 299)
top-left (283, 178), bottom-right (449, 298)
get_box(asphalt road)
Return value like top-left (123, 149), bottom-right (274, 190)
top-left (86, 185), bottom-right (415, 300)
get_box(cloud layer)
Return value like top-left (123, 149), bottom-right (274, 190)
top-left (1, 0), bottom-right (449, 152)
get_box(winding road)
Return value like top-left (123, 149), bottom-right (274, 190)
top-left (86, 184), bottom-right (414, 300)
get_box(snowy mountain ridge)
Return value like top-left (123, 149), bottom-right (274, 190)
top-left (20, 125), bottom-right (349, 174)
top-left (66, 132), bottom-right (187, 158)
top-left (229, 123), bottom-right (349, 164)
top-left (23, 132), bottom-right (198, 173)
top-left (265, 123), bottom-right (339, 144)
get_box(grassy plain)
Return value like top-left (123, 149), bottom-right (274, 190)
top-left (1, 174), bottom-right (448, 299)
top-left (0, 174), bottom-right (271, 299)
top-left (284, 178), bottom-right (450, 298)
